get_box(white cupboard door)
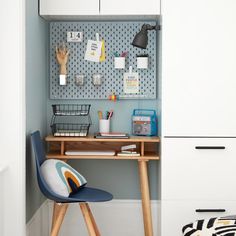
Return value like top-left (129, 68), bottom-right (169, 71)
top-left (162, 138), bottom-right (236, 200)
top-left (162, 200), bottom-right (236, 236)
top-left (162, 0), bottom-right (236, 136)
top-left (100, 0), bottom-right (160, 15)
top-left (40, 0), bottom-right (99, 15)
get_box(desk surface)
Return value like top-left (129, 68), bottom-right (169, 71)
top-left (46, 135), bottom-right (160, 143)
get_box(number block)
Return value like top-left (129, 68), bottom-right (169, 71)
top-left (67, 32), bottom-right (83, 42)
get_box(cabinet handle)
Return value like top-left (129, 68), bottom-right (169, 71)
top-left (195, 146), bottom-right (225, 149)
top-left (195, 209), bottom-right (226, 213)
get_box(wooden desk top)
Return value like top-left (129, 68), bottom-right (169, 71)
top-left (45, 135), bottom-right (160, 143)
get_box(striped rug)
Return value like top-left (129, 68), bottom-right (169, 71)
top-left (183, 215), bottom-right (236, 236)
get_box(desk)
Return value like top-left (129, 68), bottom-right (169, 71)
top-left (46, 135), bottom-right (160, 236)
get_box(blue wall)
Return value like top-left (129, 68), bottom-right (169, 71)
top-left (26, 0), bottom-right (49, 222)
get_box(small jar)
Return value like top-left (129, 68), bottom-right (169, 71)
top-left (75, 74), bottom-right (85, 86)
top-left (92, 74), bottom-right (103, 86)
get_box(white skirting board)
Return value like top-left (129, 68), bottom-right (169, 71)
top-left (27, 199), bottom-right (160, 236)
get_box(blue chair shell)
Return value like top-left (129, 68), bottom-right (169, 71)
top-left (31, 131), bottom-right (113, 203)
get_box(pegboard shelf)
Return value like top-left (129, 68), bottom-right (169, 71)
top-left (51, 123), bottom-right (90, 137)
top-left (52, 104), bottom-right (91, 116)
top-left (50, 21), bottom-right (158, 100)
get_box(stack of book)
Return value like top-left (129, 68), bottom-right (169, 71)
top-left (95, 132), bottom-right (129, 139)
top-left (117, 144), bottom-right (140, 157)
top-left (117, 151), bottom-right (140, 157)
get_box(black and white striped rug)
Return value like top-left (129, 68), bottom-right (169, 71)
top-left (183, 215), bottom-right (236, 236)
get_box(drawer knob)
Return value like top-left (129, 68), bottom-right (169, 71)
top-left (195, 209), bottom-right (226, 212)
top-left (195, 146), bottom-right (225, 150)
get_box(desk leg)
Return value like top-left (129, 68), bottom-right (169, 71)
top-left (138, 160), bottom-right (153, 236)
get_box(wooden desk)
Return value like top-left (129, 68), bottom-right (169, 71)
top-left (46, 135), bottom-right (160, 236)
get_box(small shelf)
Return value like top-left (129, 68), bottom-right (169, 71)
top-left (46, 153), bottom-right (160, 160)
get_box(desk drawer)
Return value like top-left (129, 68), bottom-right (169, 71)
top-left (161, 200), bottom-right (236, 236)
top-left (162, 138), bottom-right (236, 200)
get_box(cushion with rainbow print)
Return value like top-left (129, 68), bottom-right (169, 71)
top-left (41, 159), bottom-right (87, 197)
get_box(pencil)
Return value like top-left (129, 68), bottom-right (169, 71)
top-left (98, 111), bottom-right (103, 120)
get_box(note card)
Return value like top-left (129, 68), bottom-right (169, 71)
top-left (124, 69), bottom-right (139, 94)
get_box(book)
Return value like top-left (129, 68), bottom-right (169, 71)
top-left (94, 133), bottom-right (129, 139)
top-left (117, 152), bottom-right (140, 157)
top-left (100, 132), bottom-right (128, 137)
top-left (120, 151), bottom-right (138, 154)
top-left (65, 150), bottom-right (115, 156)
top-left (95, 135), bottom-right (129, 139)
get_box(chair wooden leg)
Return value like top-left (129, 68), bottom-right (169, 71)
top-left (85, 203), bottom-right (101, 236)
top-left (80, 203), bottom-right (97, 236)
top-left (51, 202), bottom-right (62, 232)
top-left (51, 203), bottom-right (68, 236)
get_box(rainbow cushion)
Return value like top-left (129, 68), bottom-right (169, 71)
top-left (40, 159), bottom-right (87, 197)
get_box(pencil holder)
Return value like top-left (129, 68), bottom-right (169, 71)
top-left (137, 56), bottom-right (148, 69)
top-left (114, 57), bottom-right (125, 69)
top-left (99, 119), bottom-right (110, 133)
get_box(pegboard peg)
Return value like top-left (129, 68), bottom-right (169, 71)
top-left (96, 33), bottom-right (100, 41)
top-left (129, 66), bottom-right (133, 74)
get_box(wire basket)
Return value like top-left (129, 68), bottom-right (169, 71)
top-left (51, 123), bottom-right (90, 137)
top-left (52, 104), bottom-right (91, 116)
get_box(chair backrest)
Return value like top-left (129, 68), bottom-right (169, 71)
top-left (31, 131), bottom-right (46, 166)
top-left (31, 131), bottom-right (67, 202)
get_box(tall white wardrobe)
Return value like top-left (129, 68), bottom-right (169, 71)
top-left (161, 0), bottom-right (236, 235)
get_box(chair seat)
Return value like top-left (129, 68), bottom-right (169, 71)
top-left (183, 215), bottom-right (236, 236)
top-left (56, 186), bottom-right (113, 203)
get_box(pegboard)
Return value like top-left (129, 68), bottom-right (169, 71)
top-left (50, 21), bottom-right (157, 99)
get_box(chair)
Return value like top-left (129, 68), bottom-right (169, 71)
top-left (31, 131), bottom-right (113, 236)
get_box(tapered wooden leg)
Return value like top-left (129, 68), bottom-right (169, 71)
top-left (51, 203), bottom-right (68, 236)
top-left (80, 203), bottom-right (97, 236)
top-left (85, 203), bottom-right (101, 236)
top-left (51, 202), bottom-right (62, 231)
top-left (138, 160), bottom-right (153, 236)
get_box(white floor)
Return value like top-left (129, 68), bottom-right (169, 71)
top-left (27, 199), bottom-right (160, 236)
